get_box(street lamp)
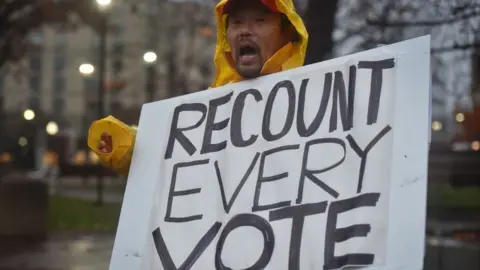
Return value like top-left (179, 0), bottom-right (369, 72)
top-left (46, 121), bottom-right (59, 136)
top-left (92, 0), bottom-right (113, 207)
top-left (79, 63), bottom-right (95, 76)
top-left (472, 141), bottom-right (480, 151)
top-left (455, 112), bottom-right (465, 123)
top-left (432, 121), bottom-right (442, 131)
top-left (96, 0), bottom-right (112, 8)
top-left (18, 137), bottom-right (28, 147)
top-left (143, 51), bottom-right (157, 64)
top-left (23, 109), bottom-right (35, 121)
top-left (143, 51), bottom-right (157, 102)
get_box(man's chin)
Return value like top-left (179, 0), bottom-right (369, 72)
top-left (237, 66), bottom-right (262, 79)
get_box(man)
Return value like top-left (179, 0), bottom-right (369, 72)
top-left (88, 0), bottom-right (308, 175)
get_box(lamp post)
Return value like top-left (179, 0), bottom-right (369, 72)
top-left (23, 108), bottom-right (43, 170)
top-left (46, 121), bottom-right (59, 136)
top-left (91, 0), bottom-right (112, 206)
top-left (23, 109), bottom-right (59, 170)
top-left (95, 0), bottom-right (112, 206)
top-left (143, 51), bottom-right (157, 102)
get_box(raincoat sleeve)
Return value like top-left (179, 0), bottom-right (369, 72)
top-left (87, 115), bottom-right (136, 176)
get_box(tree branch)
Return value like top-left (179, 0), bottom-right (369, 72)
top-left (367, 9), bottom-right (480, 27)
top-left (432, 42), bottom-right (480, 53)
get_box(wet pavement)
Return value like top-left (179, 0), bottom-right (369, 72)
top-left (425, 237), bottom-right (480, 270)
top-left (0, 233), bottom-right (114, 269)
top-left (0, 232), bottom-right (478, 269)
top-left (0, 176), bottom-right (478, 269)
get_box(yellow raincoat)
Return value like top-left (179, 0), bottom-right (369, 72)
top-left (87, 0), bottom-right (309, 176)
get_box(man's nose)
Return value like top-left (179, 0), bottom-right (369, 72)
top-left (238, 21), bottom-right (253, 37)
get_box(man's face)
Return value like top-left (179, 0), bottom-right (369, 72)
top-left (226, 1), bottom-right (290, 79)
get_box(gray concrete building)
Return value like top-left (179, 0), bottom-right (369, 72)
top-left (0, 0), bottom-right (216, 153)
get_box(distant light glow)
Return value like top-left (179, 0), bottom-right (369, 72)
top-left (143, 51), bottom-right (157, 63)
top-left (432, 121), bottom-right (442, 131)
top-left (79, 63), bottom-right (95, 75)
top-left (456, 113), bottom-right (465, 123)
top-left (96, 0), bottom-right (112, 7)
top-left (18, 137), bottom-right (28, 147)
top-left (24, 109), bottom-right (35, 121)
top-left (46, 121), bottom-right (59, 135)
top-left (472, 141), bottom-right (480, 151)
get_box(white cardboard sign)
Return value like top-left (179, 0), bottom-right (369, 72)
top-left (109, 36), bottom-right (431, 270)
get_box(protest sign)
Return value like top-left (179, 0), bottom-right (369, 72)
top-left (109, 36), bottom-right (431, 270)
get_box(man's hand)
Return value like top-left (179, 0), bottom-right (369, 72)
top-left (98, 132), bottom-right (113, 154)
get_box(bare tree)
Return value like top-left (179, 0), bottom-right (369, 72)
top-left (153, 0), bottom-right (216, 98)
top-left (335, 0), bottom-right (480, 112)
top-left (0, 0), bottom-right (113, 67)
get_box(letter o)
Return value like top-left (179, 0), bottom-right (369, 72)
top-left (262, 80), bottom-right (296, 142)
top-left (215, 213), bottom-right (275, 270)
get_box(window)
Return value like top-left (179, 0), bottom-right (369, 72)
top-left (111, 101), bottom-right (122, 113)
top-left (30, 75), bottom-right (41, 93)
top-left (112, 59), bottom-right (123, 74)
top-left (53, 54), bottom-right (66, 70)
top-left (111, 24), bottom-right (125, 38)
top-left (53, 98), bottom-right (65, 114)
top-left (55, 32), bottom-right (67, 52)
top-left (88, 101), bottom-right (99, 116)
top-left (90, 36), bottom-right (100, 60)
top-left (29, 97), bottom-right (40, 110)
top-left (84, 77), bottom-right (98, 93)
top-left (28, 31), bottom-right (44, 46)
top-left (112, 42), bottom-right (124, 57)
top-left (29, 54), bottom-right (42, 71)
top-left (53, 76), bottom-right (65, 94)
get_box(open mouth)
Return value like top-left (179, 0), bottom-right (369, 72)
top-left (238, 44), bottom-right (259, 64)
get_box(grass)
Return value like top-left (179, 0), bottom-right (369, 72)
top-left (427, 183), bottom-right (480, 208)
top-left (61, 179), bottom-right (127, 193)
top-left (46, 183), bottom-right (478, 233)
top-left (48, 196), bottom-right (122, 232)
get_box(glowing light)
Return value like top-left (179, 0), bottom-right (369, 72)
top-left (24, 109), bottom-right (35, 121)
top-left (456, 113), bottom-right (465, 123)
top-left (143, 51), bottom-right (157, 63)
top-left (46, 121), bottom-right (59, 135)
top-left (89, 151), bottom-right (100, 164)
top-left (18, 137), bottom-right (28, 147)
top-left (96, 0), bottom-right (112, 7)
top-left (472, 141), bottom-right (480, 151)
top-left (79, 63), bottom-right (95, 75)
top-left (432, 121), bottom-right (442, 131)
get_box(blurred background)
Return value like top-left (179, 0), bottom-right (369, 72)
top-left (0, 0), bottom-right (478, 269)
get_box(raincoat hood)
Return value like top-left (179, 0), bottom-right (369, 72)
top-left (211, 0), bottom-right (309, 88)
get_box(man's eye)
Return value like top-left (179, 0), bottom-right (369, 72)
top-left (255, 17), bottom-right (266, 22)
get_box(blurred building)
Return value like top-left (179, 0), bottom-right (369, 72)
top-left (0, 0), bottom-right (216, 163)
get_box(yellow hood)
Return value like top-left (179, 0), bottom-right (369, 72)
top-left (211, 0), bottom-right (309, 88)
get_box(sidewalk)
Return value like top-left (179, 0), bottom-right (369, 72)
top-left (0, 233), bottom-right (477, 270)
top-left (0, 233), bottom-right (114, 269)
